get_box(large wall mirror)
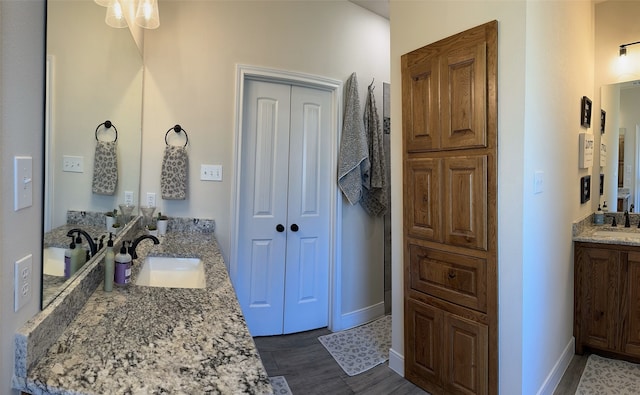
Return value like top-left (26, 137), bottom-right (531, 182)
top-left (43, 0), bottom-right (143, 307)
top-left (601, 80), bottom-right (640, 213)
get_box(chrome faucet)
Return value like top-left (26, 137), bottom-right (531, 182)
top-left (66, 228), bottom-right (98, 257)
top-left (129, 234), bottom-right (160, 259)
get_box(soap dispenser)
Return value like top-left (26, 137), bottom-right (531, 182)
top-left (64, 235), bottom-right (75, 278)
top-left (70, 234), bottom-right (84, 277)
top-left (114, 241), bottom-right (132, 285)
top-left (104, 233), bottom-right (115, 292)
top-left (594, 204), bottom-right (604, 225)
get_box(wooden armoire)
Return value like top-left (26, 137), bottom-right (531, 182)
top-left (402, 21), bottom-right (498, 395)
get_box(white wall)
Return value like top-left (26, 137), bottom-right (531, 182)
top-left (0, 2), bottom-right (45, 394)
top-left (391, 1), bottom-right (592, 394)
top-left (141, 1), bottom-right (389, 326)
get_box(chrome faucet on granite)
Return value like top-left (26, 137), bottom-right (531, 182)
top-left (66, 229), bottom-right (98, 257)
top-left (129, 235), bottom-right (160, 259)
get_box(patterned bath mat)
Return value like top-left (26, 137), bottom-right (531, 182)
top-left (269, 376), bottom-right (293, 395)
top-left (318, 315), bottom-right (392, 376)
top-left (576, 354), bottom-right (640, 394)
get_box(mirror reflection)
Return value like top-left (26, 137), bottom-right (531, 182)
top-left (602, 80), bottom-right (640, 213)
top-left (43, 0), bottom-right (143, 307)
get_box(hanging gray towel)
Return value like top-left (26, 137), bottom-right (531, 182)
top-left (92, 141), bottom-right (118, 195)
top-left (161, 145), bottom-right (188, 200)
top-left (361, 83), bottom-right (388, 217)
top-left (338, 72), bottom-right (370, 205)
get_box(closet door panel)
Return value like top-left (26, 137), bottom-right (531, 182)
top-left (405, 157), bottom-right (442, 242)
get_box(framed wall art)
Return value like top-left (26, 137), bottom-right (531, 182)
top-left (600, 109), bottom-right (606, 134)
top-left (581, 96), bottom-right (592, 128)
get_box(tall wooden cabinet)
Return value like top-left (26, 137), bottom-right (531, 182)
top-left (402, 21), bottom-right (498, 395)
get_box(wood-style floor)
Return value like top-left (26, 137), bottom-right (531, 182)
top-left (255, 327), bottom-right (593, 395)
top-left (254, 327), bottom-right (428, 395)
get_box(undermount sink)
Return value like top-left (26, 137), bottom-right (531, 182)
top-left (43, 247), bottom-right (66, 277)
top-left (593, 230), bottom-right (640, 239)
top-left (136, 256), bottom-right (206, 289)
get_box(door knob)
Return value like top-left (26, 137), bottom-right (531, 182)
top-left (276, 224), bottom-right (285, 232)
top-left (290, 224), bottom-right (299, 232)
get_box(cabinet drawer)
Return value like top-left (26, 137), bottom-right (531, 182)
top-left (410, 245), bottom-right (487, 312)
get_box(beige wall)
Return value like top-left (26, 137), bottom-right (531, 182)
top-left (0, 2), bottom-right (45, 394)
top-left (141, 1), bottom-right (390, 326)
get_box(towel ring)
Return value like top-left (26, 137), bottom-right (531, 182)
top-left (95, 120), bottom-right (118, 142)
top-left (164, 124), bottom-right (189, 147)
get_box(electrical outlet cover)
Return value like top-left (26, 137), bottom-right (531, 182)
top-left (14, 254), bottom-right (32, 311)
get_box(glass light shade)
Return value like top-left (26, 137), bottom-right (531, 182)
top-left (135, 0), bottom-right (160, 29)
top-left (95, 0), bottom-right (110, 7)
top-left (106, 0), bottom-right (128, 29)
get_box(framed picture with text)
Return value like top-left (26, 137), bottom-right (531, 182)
top-left (581, 96), bottom-right (592, 128)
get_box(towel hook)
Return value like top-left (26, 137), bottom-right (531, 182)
top-left (164, 124), bottom-right (189, 147)
top-left (95, 120), bottom-right (118, 142)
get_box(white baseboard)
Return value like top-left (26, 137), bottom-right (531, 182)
top-left (536, 336), bottom-right (575, 395)
top-left (333, 302), bottom-right (385, 331)
top-left (389, 347), bottom-right (404, 376)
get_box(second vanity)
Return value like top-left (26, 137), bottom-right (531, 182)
top-left (573, 212), bottom-right (640, 363)
top-left (13, 218), bottom-right (273, 394)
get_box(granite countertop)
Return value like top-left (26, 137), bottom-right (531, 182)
top-left (17, 232), bottom-right (273, 395)
top-left (573, 213), bottom-right (640, 247)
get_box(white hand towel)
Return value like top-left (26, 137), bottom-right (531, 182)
top-left (92, 141), bottom-right (118, 195)
top-left (338, 72), bottom-right (370, 205)
top-left (161, 145), bottom-right (188, 200)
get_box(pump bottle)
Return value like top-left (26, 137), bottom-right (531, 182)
top-left (104, 233), bottom-right (115, 292)
top-left (114, 241), bottom-right (132, 285)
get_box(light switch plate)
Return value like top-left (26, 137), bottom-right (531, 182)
top-left (62, 155), bottom-right (84, 173)
top-left (146, 192), bottom-right (156, 207)
top-left (14, 254), bottom-right (32, 312)
top-left (14, 156), bottom-right (33, 211)
top-left (124, 191), bottom-right (134, 205)
top-left (200, 164), bottom-right (222, 181)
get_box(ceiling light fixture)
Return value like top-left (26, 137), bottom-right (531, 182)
top-left (620, 41), bottom-right (640, 57)
top-left (105, 0), bottom-right (128, 29)
top-left (135, 0), bottom-right (160, 29)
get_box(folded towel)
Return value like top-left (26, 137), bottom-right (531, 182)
top-left (161, 145), bottom-right (188, 200)
top-left (338, 72), bottom-right (370, 205)
top-left (361, 83), bottom-right (388, 217)
top-left (92, 141), bottom-right (118, 195)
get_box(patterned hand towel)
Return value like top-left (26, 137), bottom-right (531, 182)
top-left (161, 145), bottom-right (188, 200)
top-left (338, 72), bottom-right (370, 205)
top-left (92, 141), bottom-right (118, 195)
top-left (361, 83), bottom-right (388, 217)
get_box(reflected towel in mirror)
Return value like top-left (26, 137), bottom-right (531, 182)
top-left (92, 141), bottom-right (118, 195)
top-left (161, 145), bottom-right (188, 200)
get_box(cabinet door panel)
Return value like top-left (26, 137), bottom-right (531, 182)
top-left (443, 156), bottom-right (487, 250)
top-left (444, 312), bottom-right (488, 395)
top-left (402, 55), bottom-right (440, 152)
top-left (409, 245), bottom-right (487, 312)
top-left (405, 158), bottom-right (442, 242)
top-left (623, 252), bottom-right (640, 356)
top-left (582, 248), bottom-right (620, 350)
top-left (406, 299), bottom-right (443, 392)
top-left (441, 42), bottom-right (487, 150)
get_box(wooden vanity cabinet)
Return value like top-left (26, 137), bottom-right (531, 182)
top-left (574, 243), bottom-right (640, 360)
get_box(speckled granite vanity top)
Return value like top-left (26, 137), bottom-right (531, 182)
top-left (15, 232), bottom-right (273, 395)
top-left (573, 212), bottom-right (640, 247)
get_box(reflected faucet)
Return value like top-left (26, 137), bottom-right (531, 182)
top-left (129, 235), bottom-right (160, 259)
top-left (66, 228), bottom-right (98, 257)
top-left (625, 210), bottom-right (631, 228)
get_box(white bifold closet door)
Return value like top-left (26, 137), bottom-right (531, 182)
top-left (237, 79), bottom-right (332, 336)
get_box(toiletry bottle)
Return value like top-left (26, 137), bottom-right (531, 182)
top-left (104, 233), bottom-right (115, 292)
top-left (70, 234), bottom-right (84, 276)
top-left (64, 236), bottom-right (75, 278)
top-left (595, 204), bottom-right (604, 225)
top-left (74, 233), bottom-right (87, 267)
top-left (114, 241), bottom-right (132, 285)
